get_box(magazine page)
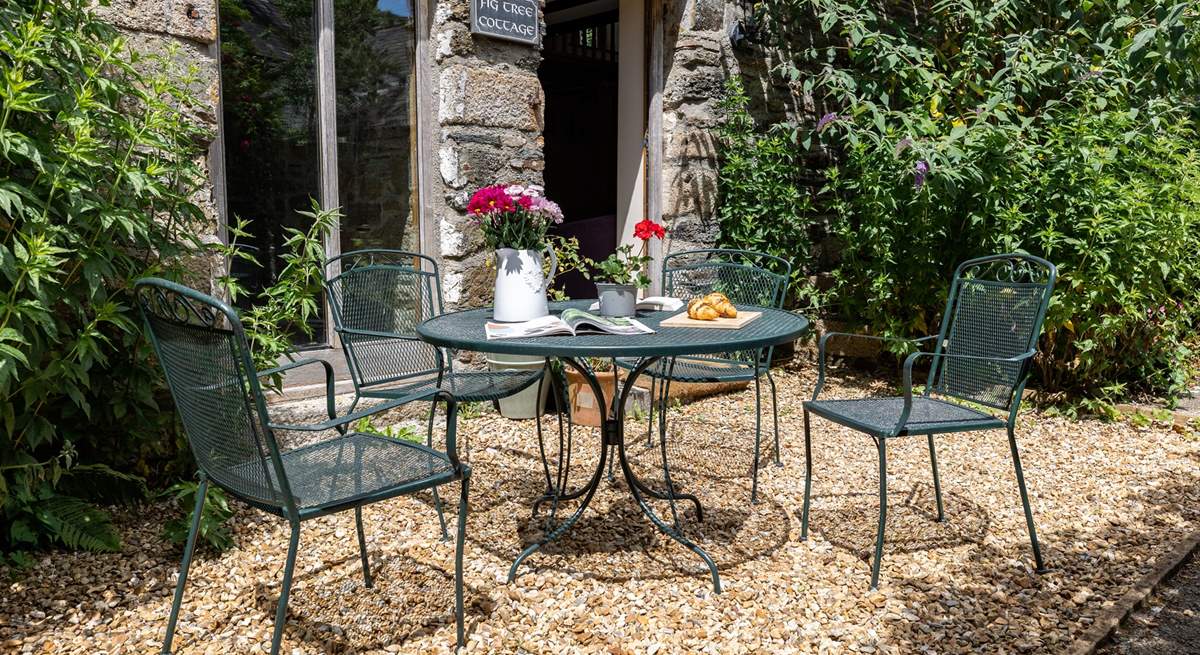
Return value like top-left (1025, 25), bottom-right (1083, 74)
top-left (485, 315), bottom-right (571, 340)
top-left (560, 308), bottom-right (654, 335)
top-left (586, 296), bottom-right (685, 313)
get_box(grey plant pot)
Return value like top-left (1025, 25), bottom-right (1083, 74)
top-left (595, 282), bottom-right (637, 317)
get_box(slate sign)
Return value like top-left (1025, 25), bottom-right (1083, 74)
top-left (471, 0), bottom-right (540, 46)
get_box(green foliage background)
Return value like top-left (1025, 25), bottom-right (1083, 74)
top-left (715, 78), bottom-right (814, 305)
top-left (0, 0), bottom-right (337, 556)
top-left (0, 0), bottom-right (212, 553)
top-left (718, 0), bottom-right (1200, 399)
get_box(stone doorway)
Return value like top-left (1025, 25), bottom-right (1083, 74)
top-left (540, 0), bottom-right (621, 300)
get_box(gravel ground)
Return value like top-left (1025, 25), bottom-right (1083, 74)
top-left (1097, 554), bottom-right (1200, 655)
top-left (2, 362), bottom-right (1198, 655)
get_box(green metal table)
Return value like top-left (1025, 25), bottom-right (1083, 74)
top-left (417, 300), bottom-right (810, 592)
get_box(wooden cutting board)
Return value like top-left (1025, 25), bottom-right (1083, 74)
top-left (659, 310), bottom-right (762, 329)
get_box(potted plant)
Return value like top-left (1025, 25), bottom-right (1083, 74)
top-left (585, 218), bottom-right (665, 317)
top-left (469, 183), bottom-right (564, 322)
top-left (564, 358), bottom-right (619, 427)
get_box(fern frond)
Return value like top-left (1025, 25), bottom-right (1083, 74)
top-left (33, 496), bottom-right (122, 552)
top-left (56, 464), bottom-right (148, 507)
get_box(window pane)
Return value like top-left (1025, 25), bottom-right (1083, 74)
top-left (334, 0), bottom-right (418, 255)
top-left (220, 0), bottom-right (326, 345)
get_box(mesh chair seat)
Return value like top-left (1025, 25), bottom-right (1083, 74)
top-left (231, 433), bottom-right (456, 517)
top-left (615, 356), bottom-right (757, 383)
top-left (806, 396), bottom-right (1005, 437)
top-left (361, 369), bottom-right (542, 403)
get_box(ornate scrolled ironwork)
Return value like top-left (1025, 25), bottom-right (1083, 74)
top-left (136, 282), bottom-right (227, 330)
top-left (961, 254), bottom-right (1053, 286)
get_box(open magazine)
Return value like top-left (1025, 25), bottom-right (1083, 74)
top-left (486, 308), bottom-right (655, 340)
top-left (586, 296), bottom-right (684, 313)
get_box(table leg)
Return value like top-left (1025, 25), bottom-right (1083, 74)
top-left (509, 358), bottom-right (609, 582)
top-left (617, 358), bottom-right (721, 593)
top-left (509, 356), bottom-right (721, 594)
top-left (531, 361), bottom-right (585, 519)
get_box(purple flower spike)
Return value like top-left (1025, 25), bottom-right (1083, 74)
top-left (914, 160), bottom-right (929, 190)
top-left (894, 137), bottom-right (913, 156)
top-left (816, 112), bottom-right (840, 131)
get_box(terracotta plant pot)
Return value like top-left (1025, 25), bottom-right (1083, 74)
top-left (564, 368), bottom-right (619, 427)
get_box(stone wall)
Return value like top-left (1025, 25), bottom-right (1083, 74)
top-left (97, 0), bottom-right (807, 310)
top-left (660, 0), bottom-right (809, 258)
top-left (428, 0), bottom-right (546, 307)
top-left (92, 0), bottom-right (225, 293)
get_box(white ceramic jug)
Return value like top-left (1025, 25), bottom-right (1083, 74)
top-left (493, 245), bottom-right (557, 322)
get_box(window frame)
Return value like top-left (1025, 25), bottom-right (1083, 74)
top-left (212, 0), bottom-right (432, 348)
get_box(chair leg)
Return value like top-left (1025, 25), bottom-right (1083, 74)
top-left (766, 369), bottom-right (782, 467)
top-left (800, 408), bottom-right (812, 541)
top-left (1008, 425), bottom-right (1047, 573)
top-left (927, 433), bottom-right (945, 522)
top-left (870, 438), bottom-right (888, 590)
top-left (269, 522), bottom-right (301, 655)
top-left (646, 375), bottom-right (656, 448)
top-left (750, 371), bottom-right (763, 504)
top-left (454, 473), bottom-right (471, 651)
top-left (427, 398), bottom-right (449, 542)
top-left (606, 364), bottom-right (616, 482)
top-left (355, 506), bottom-right (372, 587)
top-left (161, 476), bottom-right (208, 654)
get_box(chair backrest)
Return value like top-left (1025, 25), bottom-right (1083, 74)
top-left (136, 278), bottom-right (290, 510)
top-left (662, 248), bottom-right (792, 365)
top-left (324, 250), bottom-right (445, 391)
top-left (662, 249), bottom-right (791, 309)
top-left (928, 254), bottom-right (1057, 411)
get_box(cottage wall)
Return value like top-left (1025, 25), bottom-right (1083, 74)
top-left (427, 0), bottom-right (546, 306)
top-left (94, 0), bottom-right (226, 292)
top-left (660, 0), bottom-right (808, 257)
top-left (100, 0), bottom-right (810, 310)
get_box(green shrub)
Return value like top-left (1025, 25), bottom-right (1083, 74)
top-left (161, 481), bottom-right (235, 553)
top-left (714, 77), bottom-right (813, 306)
top-left (738, 0), bottom-right (1200, 399)
top-left (217, 202), bottom-right (340, 388)
top-left (0, 0), bottom-right (212, 551)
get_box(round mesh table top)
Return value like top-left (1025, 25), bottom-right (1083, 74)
top-left (417, 300), bottom-right (811, 358)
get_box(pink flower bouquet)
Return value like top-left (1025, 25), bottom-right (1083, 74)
top-left (468, 184), bottom-right (563, 250)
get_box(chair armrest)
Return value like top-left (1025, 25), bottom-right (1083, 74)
top-left (892, 349), bottom-right (1037, 436)
top-left (812, 332), bottom-right (936, 401)
top-left (258, 358), bottom-right (336, 420)
top-left (268, 387), bottom-right (444, 433)
top-left (338, 327), bottom-right (423, 341)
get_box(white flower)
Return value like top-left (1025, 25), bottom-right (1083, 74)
top-left (523, 184), bottom-right (544, 197)
top-left (504, 184), bottom-right (526, 197)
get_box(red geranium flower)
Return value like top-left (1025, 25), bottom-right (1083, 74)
top-left (634, 218), bottom-right (665, 241)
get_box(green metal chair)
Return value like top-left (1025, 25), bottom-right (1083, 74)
top-left (324, 249), bottom-right (543, 536)
top-left (136, 278), bottom-right (470, 654)
top-left (802, 253), bottom-right (1056, 589)
top-left (618, 248), bottom-right (791, 503)
top-left (324, 250), bottom-right (544, 409)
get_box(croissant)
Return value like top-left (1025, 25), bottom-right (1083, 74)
top-left (702, 292), bottom-right (737, 318)
top-left (687, 298), bottom-right (721, 321)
